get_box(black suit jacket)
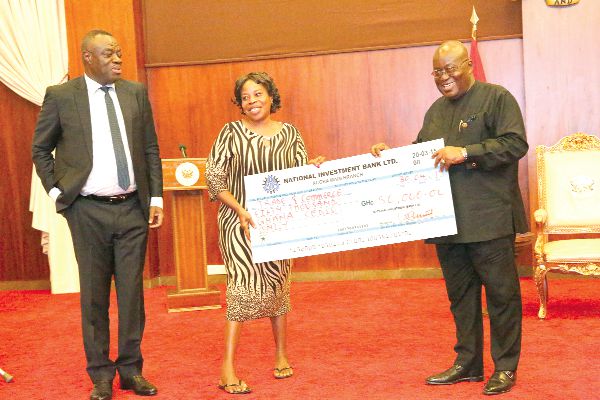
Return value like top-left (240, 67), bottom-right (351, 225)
top-left (32, 77), bottom-right (162, 218)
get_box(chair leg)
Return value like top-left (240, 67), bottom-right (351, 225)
top-left (534, 265), bottom-right (549, 319)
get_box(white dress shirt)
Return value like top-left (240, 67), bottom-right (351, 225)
top-left (81, 74), bottom-right (135, 196)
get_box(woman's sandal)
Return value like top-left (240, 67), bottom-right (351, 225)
top-left (273, 366), bottom-right (294, 379)
top-left (218, 379), bottom-right (252, 394)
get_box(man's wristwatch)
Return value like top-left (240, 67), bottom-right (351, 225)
top-left (460, 147), bottom-right (468, 161)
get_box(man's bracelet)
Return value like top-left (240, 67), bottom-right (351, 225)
top-left (460, 147), bottom-right (468, 161)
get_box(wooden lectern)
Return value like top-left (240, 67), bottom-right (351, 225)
top-left (162, 158), bottom-right (221, 312)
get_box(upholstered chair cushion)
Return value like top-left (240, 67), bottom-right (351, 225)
top-left (544, 239), bottom-right (600, 262)
top-left (544, 152), bottom-right (600, 228)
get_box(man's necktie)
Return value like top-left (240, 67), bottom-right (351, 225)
top-left (100, 86), bottom-right (130, 190)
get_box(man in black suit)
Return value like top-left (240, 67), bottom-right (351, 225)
top-left (372, 40), bottom-right (528, 396)
top-left (32, 30), bottom-right (163, 400)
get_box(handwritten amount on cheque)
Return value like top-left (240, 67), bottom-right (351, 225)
top-left (251, 169), bottom-right (447, 232)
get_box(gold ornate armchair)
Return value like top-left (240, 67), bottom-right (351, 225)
top-left (534, 133), bottom-right (600, 319)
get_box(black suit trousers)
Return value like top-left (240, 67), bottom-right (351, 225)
top-left (435, 235), bottom-right (522, 372)
top-left (64, 195), bottom-right (149, 382)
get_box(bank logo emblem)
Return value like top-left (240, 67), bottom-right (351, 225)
top-left (262, 175), bottom-right (280, 194)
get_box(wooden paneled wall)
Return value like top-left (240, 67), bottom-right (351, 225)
top-left (0, 83), bottom-right (47, 281)
top-left (148, 39), bottom-right (528, 274)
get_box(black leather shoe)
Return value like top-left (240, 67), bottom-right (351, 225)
top-left (90, 380), bottom-right (113, 400)
top-left (120, 375), bottom-right (158, 396)
top-left (426, 364), bottom-right (484, 385)
top-left (483, 370), bottom-right (516, 395)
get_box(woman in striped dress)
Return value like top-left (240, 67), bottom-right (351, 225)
top-left (206, 72), bottom-right (323, 394)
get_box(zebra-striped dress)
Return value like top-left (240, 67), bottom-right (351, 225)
top-left (206, 120), bottom-right (308, 321)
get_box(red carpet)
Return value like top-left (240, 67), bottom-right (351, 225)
top-left (1, 278), bottom-right (599, 399)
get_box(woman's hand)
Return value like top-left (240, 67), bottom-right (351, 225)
top-left (236, 207), bottom-right (256, 241)
top-left (370, 143), bottom-right (390, 157)
top-left (308, 155), bottom-right (326, 167)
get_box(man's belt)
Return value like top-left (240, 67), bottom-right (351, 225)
top-left (84, 191), bottom-right (137, 204)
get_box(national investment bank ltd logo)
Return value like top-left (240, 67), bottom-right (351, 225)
top-left (262, 175), bottom-right (280, 194)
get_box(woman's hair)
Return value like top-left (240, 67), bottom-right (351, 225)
top-left (232, 72), bottom-right (282, 114)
